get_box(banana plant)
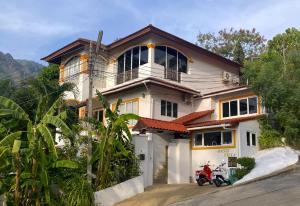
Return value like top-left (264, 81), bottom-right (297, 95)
top-left (91, 91), bottom-right (139, 189)
top-left (0, 96), bottom-right (78, 206)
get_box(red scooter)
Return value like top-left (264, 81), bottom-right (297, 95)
top-left (195, 162), bottom-right (213, 186)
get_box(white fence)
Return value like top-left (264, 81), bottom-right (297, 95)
top-left (94, 175), bottom-right (144, 206)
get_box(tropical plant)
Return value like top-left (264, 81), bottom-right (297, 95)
top-left (243, 28), bottom-right (300, 149)
top-left (235, 157), bottom-right (255, 180)
top-left (91, 91), bottom-right (140, 189)
top-left (0, 96), bottom-right (78, 205)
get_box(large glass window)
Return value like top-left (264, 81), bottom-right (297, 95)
top-left (222, 96), bottom-right (259, 118)
top-left (193, 131), bottom-right (233, 147)
top-left (161, 100), bottom-right (178, 118)
top-left (249, 97), bottom-right (258, 114)
top-left (115, 99), bottom-right (139, 126)
top-left (239, 99), bottom-right (248, 115)
top-left (246, 131), bottom-right (257, 147)
top-left (222, 102), bottom-right (229, 118)
top-left (194, 134), bottom-right (203, 146)
top-left (117, 46), bottom-right (148, 83)
top-left (64, 56), bottom-right (80, 79)
top-left (154, 46), bottom-right (188, 73)
top-left (204, 132), bottom-right (221, 146)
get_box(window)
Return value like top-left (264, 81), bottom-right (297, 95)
top-left (154, 46), bottom-right (188, 73)
top-left (117, 46), bottom-right (148, 83)
top-left (239, 99), bottom-right (248, 115)
top-left (93, 110), bottom-right (104, 122)
top-left (252, 133), bottom-right (256, 146)
top-left (223, 131), bottom-right (232, 145)
top-left (222, 102), bottom-right (229, 118)
top-left (230, 100), bottom-right (238, 116)
top-left (161, 100), bottom-right (178, 118)
top-left (222, 96), bottom-right (258, 118)
top-left (193, 131), bottom-right (233, 147)
top-left (246, 131), bottom-right (257, 146)
top-left (204, 132), bottom-right (221, 146)
top-left (194, 134), bottom-right (203, 146)
top-left (64, 56), bottom-right (80, 79)
top-left (114, 99), bottom-right (139, 126)
top-left (249, 97), bottom-right (258, 114)
top-left (247, 132), bottom-right (251, 146)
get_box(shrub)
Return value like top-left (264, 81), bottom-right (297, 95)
top-left (259, 129), bottom-right (283, 149)
top-left (235, 157), bottom-right (255, 180)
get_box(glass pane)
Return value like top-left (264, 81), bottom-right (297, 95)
top-left (204, 132), bottom-right (221, 146)
top-left (173, 103), bottom-right (178, 118)
top-left (249, 97), bottom-right (258, 114)
top-left (230, 100), bottom-right (238, 116)
top-left (140, 46), bottom-right (148, 65)
top-left (167, 101), bottom-right (172, 117)
top-left (167, 47), bottom-right (177, 70)
top-left (194, 134), bottom-right (203, 146)
top-left (161, 100), bottom-right (166, 116)
top-left (99, 110), bottom-right (104, 122)
top-left (117, 54), bottom-right (124, 74)
top-left (247, 132), bottom-right (250, 146)
top-left (223, 131), bottom-right (232, 144)
top-left (223, 102), bottom-right (229, 118)
top-left (239, 99), bottom-right (248, 115)
top-left (132, 101), bottom-right (138, 114)
top-left (126, 102), bottom-right (133, 113)
top-left (125, 50), bottom-right (131, 71)
top-left (132, 47), bottom-right (139, 69)
top-left (119, 104), bottom-right (125, 114)
top-left (252, 133), bottom-right (256, 146)
top-left (154, 46), bottom-right (166, 67)
top-left (178, 52), bottom-right (187, 73)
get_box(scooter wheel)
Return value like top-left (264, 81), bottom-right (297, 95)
top-left (226, 180), bottom-right (231, 185)
top-left (214, 179), bottom-right (222, 187)
top-left (197, 178), bottom-right (205, 186)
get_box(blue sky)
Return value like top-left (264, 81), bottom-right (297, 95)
top-left (1, 0), bottom-right (300, 64)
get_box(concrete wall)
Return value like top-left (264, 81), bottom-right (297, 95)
top-left (152, 134), bottom-right (170, 179)
top-left (94, 175), bottom-right (144, 206)
top-left (238, 120), bottom-right (260, 157)
top-left (168, 139), bottom-right (190, 184)
top-left (0, 195), bottom-right (6, 206)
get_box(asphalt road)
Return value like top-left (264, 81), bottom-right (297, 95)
top-left (172, 163), bottom-right (300, 206)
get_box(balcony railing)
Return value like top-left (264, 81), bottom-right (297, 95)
top-left (116, 68), bottom-right (139, 84)
top-left (164, 69), bottom-right (181, 82)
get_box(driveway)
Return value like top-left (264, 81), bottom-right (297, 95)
top-left (116, 183), bottom-right (219, 206)
top-left (172, 163), bottom-right (300, 206)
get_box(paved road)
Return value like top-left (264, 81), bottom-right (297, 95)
top-left (116, 183), bottom-right (218, 206)
top-left (172, 164), bottom-right (300, 206)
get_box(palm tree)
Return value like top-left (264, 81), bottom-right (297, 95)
top-left (91, 91), bottom-right (140, 189)
top-left (0, 96), bottom-right (78, 205)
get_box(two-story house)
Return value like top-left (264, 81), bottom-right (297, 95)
top-left (41, 25), bottom-right (262, 186)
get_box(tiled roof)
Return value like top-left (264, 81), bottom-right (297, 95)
top-left (133, 117), bottom-right (188, 133)
top-left (172, 110), bottom-right (214, 124)
top-left (186, 115), bottom-right (263, 128)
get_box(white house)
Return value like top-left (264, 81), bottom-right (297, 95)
top-left (42, 25), bottom-right (263, 186)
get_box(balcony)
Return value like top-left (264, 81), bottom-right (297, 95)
top-left (116, 68), bottom-right (139, 84)
top-left (164, 68), bottom-right (181, 82)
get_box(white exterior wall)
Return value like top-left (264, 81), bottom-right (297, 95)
top-left (152, 134), bottom-right (170, 179)
top-left (238, 120), bottom-right (260, 157)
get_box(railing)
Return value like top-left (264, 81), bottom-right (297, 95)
top-left (116, 68), bottom-right (139, 84)
top-left (164, 69), bottom-right (181, 82)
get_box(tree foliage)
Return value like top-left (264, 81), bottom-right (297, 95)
top-left (197, 28), bottom-right (266, 62)
top-left (243, 28), bottom-right (300, 149)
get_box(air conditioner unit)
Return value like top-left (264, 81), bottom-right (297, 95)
top-left (223, 71), bottom-right (231, 82)
top-left (232, 77), bottom-right (240, 84)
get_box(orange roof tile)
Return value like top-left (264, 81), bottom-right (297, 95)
top-left (133, 117), bottom-right (188, 133)
top-left (172, 110), bottom-right (214, 124)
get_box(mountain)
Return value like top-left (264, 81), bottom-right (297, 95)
top-left (0, 51), bottom-right (44, 82)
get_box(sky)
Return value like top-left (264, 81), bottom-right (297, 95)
top-left (1, 0), bottom-right (300, 64)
